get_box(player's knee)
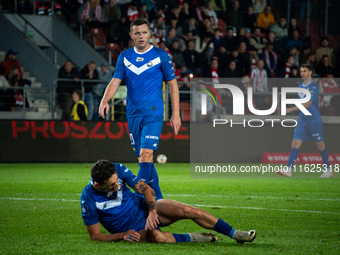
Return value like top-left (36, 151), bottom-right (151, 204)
top-left (139, 150), bottom-right (153, 162)
top-left (182, 205), bottom-right (201, 218)
top-left (153, 232), bottom-right (167, 243)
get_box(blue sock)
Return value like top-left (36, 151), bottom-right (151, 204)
top-left (320, 148), bottom-right (330, 169)
top-left (135, 162), bottom-right (152, 197)
top-left (149, 163), bottom-right (163, 200)
top-left (212, 219), bottom-right (235, 238)
top-left (172, 233), bottom-right (191, 243)
top-left (287, 148), bottom-right (299, 170)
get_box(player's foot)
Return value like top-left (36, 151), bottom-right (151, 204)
top-left (320, 171), bottom-right (333, 178)
top-left (189, 233), bottom-right (218, 242)
top-left (232, 230), bottom-right (256, 244)
top-left (276, 166), bottom-right (292, 177)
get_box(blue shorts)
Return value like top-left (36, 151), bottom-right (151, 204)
top-left (127, 115), bottom-right (163, 157)
top-left (293, 121), bottom-right (324, 142)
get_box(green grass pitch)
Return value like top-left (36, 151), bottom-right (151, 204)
top-left (0, 163), bottom-right (339, 254)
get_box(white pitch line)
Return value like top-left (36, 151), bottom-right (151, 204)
top-left (1, 197), bottom-right (339, 215)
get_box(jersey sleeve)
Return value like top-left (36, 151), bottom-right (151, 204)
top-left (115, 163), bottom-right (140, 188)
top-left (113, 51), bottom-right (125, 80)
top-left (309, 82), bottom-right (320, 105)
top-left (160, 50), bottom-right (176, 81)
top-left (80, 186), bottom-right (99, 226)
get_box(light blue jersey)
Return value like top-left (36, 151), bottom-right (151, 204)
top-left (298, 80), bottom-right (322, 123)
top-left (113, 46), bottom-right (175, 118)
top-left (80, 163), bottom-right (149, 234)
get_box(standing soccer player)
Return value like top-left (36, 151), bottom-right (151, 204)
top-left (277, 64), bottom-right (332, 178)
top-left (99, 18), bottom-right (181, 199)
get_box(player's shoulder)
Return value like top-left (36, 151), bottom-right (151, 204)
top-left (152, 46), bottom-right (171, 58)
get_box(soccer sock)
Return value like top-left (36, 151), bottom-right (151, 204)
top-left (320, 148), bottom-right (331, 170)
top-left (149, 163), bottom-right (163, 200)
top-left (287, 148), bottom-right (299, 171)
top-left (135, 162), bottom-right (153, 197)
top-left (172, 233), bottom-right (191, 243)
top-left (212, 219), bottom-right (235, 238)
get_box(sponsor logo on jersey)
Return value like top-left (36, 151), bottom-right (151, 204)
top-left (153, 143), bottom-right (157, 147)
top-left (136, 57), bottom-right (144, 62)
top-left (145, 135), bottom-right (159, 140)
top-left (147, 61), bottom-right (153, 67)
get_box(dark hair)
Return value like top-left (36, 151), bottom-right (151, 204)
top-left (322, 54), bottom-right (328, 60)
top-left (130, 18), bottom-right (150, 32)
top-left (65, 60), bottom-right (74, 65)
top-left (91, 160), bottom-right (117, 186)
top-left (227, 27), bottom-right (234, 32)
top-left (300, 63), bottom-right (312, 71)
top-left (73, 89), bottom-right (83, 98)
top-left (321, 36), bottom-right (329, 42)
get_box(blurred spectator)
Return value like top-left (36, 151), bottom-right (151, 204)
top-left (80, 0), bottom-right (103, 27)
top-left (248, 44), bottom-right (260, 70)
top-left (243, 5), bottom-right (257, 33)
top-left (237, 42), bottom-right (252, 75)
top-left (193, 2), bottom-right (208, 23)
top-left (167, 17), bottom-right (183, 39)
top-left (150, 26), bottom-right (166, 47)
top-left (300, 44), bottom-right (312, 63)
top-left (299, 0), bottom-right (312, 22)
top-left (287, 46), bottom-right (300, 68)
top-left (182, 17), bottom-right (199, 39)
top-left (267, 31), bottom-right (281, 55)
top-left (181, 32), bottom-right (196, 49)
top-left (108, 16), bottom-right (131, 47)
top-left (159, 41), bottom-right (170, 54)
top-left (102, 0), bottom-right (121, 23)
top-left (165, 5), bottom-right (181, 27)
top-left (227, 47), bottom-right (250, 76)
top-left (279, 54), bottom-right (295, 78)
top-left (212, 28), bottom-right (223, 55)
top-left (209, 16), bottom-right (218, 31)
top-left (301, 53), bottom-right (316, 74)
top-left (0, 66), bottom-right (11, 111)
top-left (127, 1), bottom-right (138, 22)
top-left (236, 27), bottom-right (250, 48)
top-left (183, 40), bottom-right (201, 76)
top-left (204, 1), bottom-right (218, 26)
top-left (315, 37), bottom-right (335, 67)
top-left (252, 0), bottom-right (267, 16)
top-left (319, 73), bottom-right (339, 116)
top-left (150, 14), bottom-right (166, 36)
top-left (199, 17), bottom-right (215, 38)
top-left (251, 59), bottom-right (268, 91)
top-left (92, 63), bottom-right (111, 121)
top-left (241, 74), bottom-right (252, 91)
top-left (225, 60), bottom-right (241, 78)
top-left (119, 0), bottom-right (133, 20)
top-left (8, 67), bottom-right (31, 87)
top-left (239, 0), bottom-right (253, 13)
top-left (57, 60), bottom-right (81, 120)
top-left (289, 65), bottom-right (300, 78)
top-left (249, 27), bottom-right (267, 55)
top-left (138, 4), bottom-right (149, 21)
top-left (285, 30), bottom-right (303, 51)
top-left (256, 5), bottom-right (275, 33)
top-left (195, 32), bottom-right (214, 54)
top-left (216, 45), bottom-right (228, 68)
top-left (288, 18), bottom-right (302, 37)
top-left (212, 0), bottom-right (227, 19)
top-left (166, 27), bottom-right (185, 50)
top-left (145, 0), bottom-right (157, 13)
top-left (71, 89), bottom-right (88, 121)
top-left (226, 0), bottom-right (243, 30)
top-left (10, 77), bottom-right (24, 108)
top-left (221, 28), bottom-right (238, 53)
top-left (178, 2), bottom-right (191, 26)
top-left (260, 42), bottom-right (278, 77)
top-left (80, 61), bottom-right (99, 121)
top-left (202, 58), bottom-right (221, 83)
top-left (1, 50), bottom-right (23, 79)
top-left (270, 18), bottom-right (288, 39)
top-left (316, 55), bottom-right (334, 78)
top-left (169, 41), bottom-right (188, 74)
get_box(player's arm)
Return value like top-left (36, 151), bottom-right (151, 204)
top-left (168, 78), bottom-right (181, 135)
top-left (99, 77), bottom-right (122, 118)
top-left (85, 222), bottom-right (140, 243)
top-left (134, 180), bottom-right (160, 230)
top-left (286, 101), bottom-right (313, 113)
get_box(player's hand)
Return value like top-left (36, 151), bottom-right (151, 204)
top-left (122, 230), bottom-right (140, 243)
top-left (145, 209), bottom-right (159, 230)
top-left (99, 102), bottom-right (109, 119)
top-left (286, 108), bottom-right (293, 114)
top-left (170, 115), bottom-right (181, 135)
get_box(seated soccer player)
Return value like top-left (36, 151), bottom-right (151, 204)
top-left (81, 160), bottom-right (257, 243)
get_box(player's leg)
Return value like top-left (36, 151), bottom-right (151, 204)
top-left (138, 115), bottom-right (164, 200)
top-left (156, 199), bottom-right (256, 243)
top-left (310, 122), bottom-right (332, 178)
